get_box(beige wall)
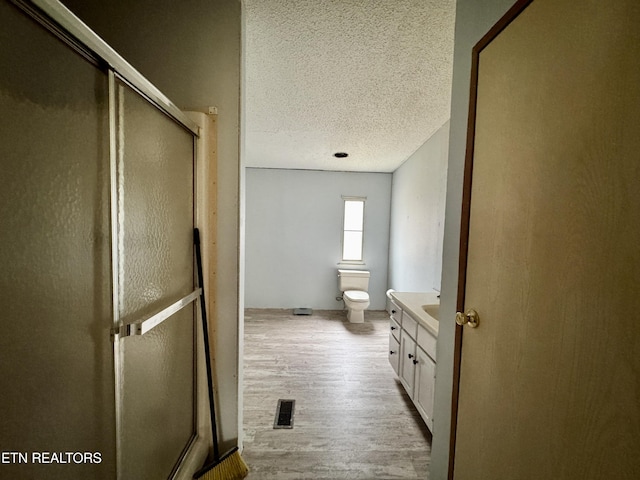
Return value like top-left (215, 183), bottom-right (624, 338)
top-left (61, 0), bottom-right (242, 451)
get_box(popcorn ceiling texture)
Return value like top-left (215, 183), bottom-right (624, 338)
top-left (244, 0), bottom-right (456, 172)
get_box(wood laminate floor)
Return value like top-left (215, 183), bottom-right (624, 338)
top-left (242, 309), bottom-right (432, 479)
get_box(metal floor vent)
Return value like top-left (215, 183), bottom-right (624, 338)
top-left (274, 399), bottom-right (295, 429)
top-left (293, 308), bottom-right (312, 315)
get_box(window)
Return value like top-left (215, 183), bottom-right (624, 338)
top-left (342, 197), bottom-right (365, 262)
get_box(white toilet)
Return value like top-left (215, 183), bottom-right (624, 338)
top-left (338, 269), bottom-right (370, 323)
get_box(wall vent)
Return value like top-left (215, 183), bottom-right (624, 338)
top-left (293, 308), bottom-right (312, 315)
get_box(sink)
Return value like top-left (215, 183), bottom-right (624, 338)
top-left (421, 304), bottom-right (440, 321)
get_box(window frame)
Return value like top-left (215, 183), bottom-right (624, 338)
top-left (340, 196), bottom-right (366, 264)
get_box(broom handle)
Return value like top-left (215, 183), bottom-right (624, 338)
top-left (194, 228), bottom-right (220, 460)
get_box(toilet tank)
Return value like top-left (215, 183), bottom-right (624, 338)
top-left (338, 269), bottom-right (370, 291)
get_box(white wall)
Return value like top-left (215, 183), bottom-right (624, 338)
top-left (245, 168), bottom-right (391, 310)
top-left (60, 0), bottom-right (242, 452)
top-left (389, 121), bottom-right (449, 293)
top-left (430, 1), bottom-right (518, 479)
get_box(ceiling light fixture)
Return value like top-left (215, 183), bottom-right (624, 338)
top-left (334, 152), bottom-right (349, 158)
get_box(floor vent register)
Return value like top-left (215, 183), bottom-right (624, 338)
top-left (274, 399), bottom-right (295, 429)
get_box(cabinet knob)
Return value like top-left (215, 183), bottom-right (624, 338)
top-left (408, 353), bottom-right (414, 359)
top-left (391, 309), bottom-right (396, 314)
top-left (390, 326), bottom-right (396, 330)
top-left (390, 350), bottom-right (396, 355)
top-left (413, 359), bottom-right (419, 365)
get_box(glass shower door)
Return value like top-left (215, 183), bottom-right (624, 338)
top-left (1, 2), bottom-right (200, 479)
top-left (0, 2), bottom-right (115, 478)
top-left (113, 80), bottom-right (197, 480)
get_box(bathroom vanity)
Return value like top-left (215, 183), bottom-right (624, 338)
top-left (387, 291), bottom-right (439, 431)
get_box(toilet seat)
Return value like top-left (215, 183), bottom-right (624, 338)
top-left (343, 290), bottom-right (369, 303)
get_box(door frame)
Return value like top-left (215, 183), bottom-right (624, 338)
top-left (448, 1), bottom-right (534, 478)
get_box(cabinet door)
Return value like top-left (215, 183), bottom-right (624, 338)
top-left (414, 347), bottom-right (436, 431)
top-left (399, 330), bottom-right (417, 396)
top-left (389, 333), bottom-right (400, 375)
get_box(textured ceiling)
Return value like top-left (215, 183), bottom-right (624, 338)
top-left (244, 0), bottom-right (456, 173)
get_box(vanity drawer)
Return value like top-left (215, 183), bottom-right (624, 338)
top-left (401, 311), bottom-right (418, 340)
top-left (390, 317), bottom-right (400, 341)
top-left (389, 300), bottom-right (402, 323)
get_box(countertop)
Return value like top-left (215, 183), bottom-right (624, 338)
top-left (388, 291), bottom-right (440, 337)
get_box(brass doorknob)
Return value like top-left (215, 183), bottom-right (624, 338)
top-left (455, 309), bottom-right (479, 328)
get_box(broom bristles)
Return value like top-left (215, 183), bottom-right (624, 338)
top-left (194, 448), bottom-right (249, 480)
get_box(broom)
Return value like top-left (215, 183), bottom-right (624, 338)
top-left (193, 228), bottom-right (249, 480)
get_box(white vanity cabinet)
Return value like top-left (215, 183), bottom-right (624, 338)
top-left (388, 297), bottom-right (437, 431)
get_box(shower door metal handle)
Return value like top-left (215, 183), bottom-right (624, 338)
top-left (113, 288), bottom-right (201, 338)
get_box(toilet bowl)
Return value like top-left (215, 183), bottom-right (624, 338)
top-left (338, 269), bottom-right (370, 323)
top-left (343, 290), bottom-right (370, 323)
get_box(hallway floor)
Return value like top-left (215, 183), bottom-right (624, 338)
top-left (242, 309), bottom-right (431, 479)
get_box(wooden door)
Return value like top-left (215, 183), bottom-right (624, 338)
top-left (452, 0), bottom-right (640, 478)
